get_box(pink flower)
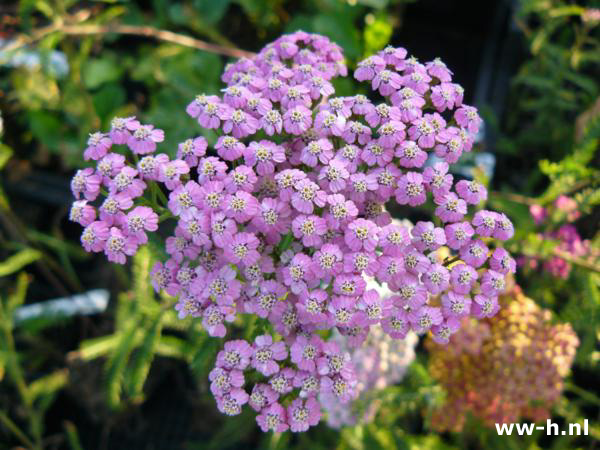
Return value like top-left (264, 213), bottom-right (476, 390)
top-left (80, 220), bottom-right (110, 252)
top-left (69, 200), bottom-right (96, 226)
top-left (291, 334), bottom-right (323, 372)
top-left (215, 135), bottom-right (245, 161)
top-left (456, 179), bottom-right (487, 205)
top-left (225, 232), bottom-right (260, 266)
top-left (84, 132), bottom-right (112, 161)
top-left (283, 106), bottom-right (312, 135)
top-left (244, 140), bottom-right (285, 175)
top-left (109, 116), bottom-right (140, 144)
top-left (287, 398), bottom-right (321, 432)
top-left (127, 124), bottom-right (164, 154)
top-left (249, 335), bottom-right (287, 376)
top-left (256, 402), bottom-right (289, 432)
top-left (395, 172), bottom-right (427, 206)
top-left (125, 206), bottom-right (158, 244)
top-left (71, 168), bottom-right (101, 201)
top-left (104, 226), bottom-right (138, 264)
top-left (345, 219), bottom-right (378, 252)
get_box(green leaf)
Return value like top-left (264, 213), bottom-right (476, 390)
top-left (92, 83), bottom-right (126, 120)
top-left (104, 321), bottom-right (139, 409)
top-left (193, 0), bottom-right (231, 24)
top-left (83, 57), bottom-right (124, 89)
top-left (0, 249), bottom-right (41, 277)
top-left (7, 272), bottom-right (29, 314)
top-left (27, 369), bottom-right (68, 405)
top-left (0, 143), bottom-right (13, 170)
top-left (363, 14), bottom-right (393, 56)
top-left (126, 312), bottom-right (164, 402)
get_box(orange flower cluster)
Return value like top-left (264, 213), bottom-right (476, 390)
top-left (426, 286), bottom-right (578, 431)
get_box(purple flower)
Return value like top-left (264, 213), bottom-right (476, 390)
top-left (444, 221), bottom-right (475, 250)
top-left (216, 389), bottom-right (249, 416)
top-left (292, 215), bottom-right (327, 248)
top-left (225, 191), bottom-right (259, 223)
top-left (250, 280), bottom-right (286, 318)
top-left (251, 335), bottom-right (287, 376)
top-left (409, 305), bottom-right (443, 334)
top-left (301, 138), bottom-right (334, 167)
top-left (472, 210), bottom-right (498, 237)
top-left (80, 220), bottom-right (110, 252)
top-left (456, 179), bottom-right (488, 205)
top-left (249, 384), bottom-right (278, 412)
top-left (291, 334), bottom-right (323, 372)
top-left (209, 367), bottom-right (244, 396)
top-left (269, 368), bottom-right (296, 395)
top-left (224, 232), bottom-right (260, 266)
top-left (472, 294), bottom-right (500, 318)
top-left (215, 135), bottom-right (245, 161)
top-left (326, 194), bottom-right (359, 229)
top-left (223, 109), bottom-right (259, 138)
top-left (256, 402), bottom-right (289, 432)
top-left (494, 213), bottom-right (514, 241)
top-left (198, 265), bottom-right (241, 306)
top-left (69, 200), bottom-right (96, 226)
top-left (287, 398), bottom-right (321, 432)
top-left (291, 179), bottom-right (326, 214)
top-left (454, 105), bottom-right (482, 133)
top-left (358, 289), bottom-right (390, 324)
top-left (435, 192), bottom-right (467, 223)
top-left (260, 109), bottom-right (283, 135)
top-left (372, 69), bottom-right (402, 96)
top-left (489, 247), bottom-right (516, 274)
top-left (431, 317), bottom-right (460, 344)
top-left (459, 239), bottom-right (489, 267)
top-left (381, 307), bottom-right (410, 339)
top-left (177, 136), bottom-right (207, 166)
top-left (104, 226), bottom-right (138, 264)
top-left (202, 304), bottom-right (235, 338)
top-left (244, 140), bottom-right (285, 175)
top-left (109, 166), bottom-right (146, 198)
top-left (450, 264), bottom-right (478, 294)
top-left (282, 253), bottom-right (313, 295)
top-left (127, 124), bottom-right (164, 154)
top-left (296, 289), bottom-right (330, 326)
top-left (109, 116), bottom-right (140, 144)
top-left (71, 168), bottom-right (101, 201)
top-left (423, 264), bottom-right (450, 295)
top-left (480, 269), bottom-right (506, 297)
top-left (395, 172), bottom-right (427, 206)
top-left (217, 340), bottom-right (253, 371)
top-left (441, 291), bottom-right (472, 318)
top-left (396, 141), bottom-right (427, 168)
top-left (318, 159), bottom-right (350, 193)
top-left (423, 162), bottom-right (453, 200)
top-left (354, 55), bottom-right (386, 81)
top-left (84, 132), bottom-right (112, 161)
top-left (125, 206), bottom-right (159, 244)
top-left (224, 165), bottom-right (257, 193)
top-left (411, 221), bottom-right (446, 252)
top-left (345, 218), bottom-right (378, 252)
top-left (283, 106), bottom-right (312, 135)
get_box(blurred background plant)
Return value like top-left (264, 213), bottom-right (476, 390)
top-left (0, 0), bottom-right (598, 448)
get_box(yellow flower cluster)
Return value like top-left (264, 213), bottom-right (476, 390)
top-left (426, 286), bottom-right (578, 431)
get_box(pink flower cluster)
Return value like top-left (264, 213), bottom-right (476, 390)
top-left (524, 196), bottom-right (594, 278)
top-left (69, 31), bottom-right (516, 431)
top-left (427, 285), bottom-right (579, 431)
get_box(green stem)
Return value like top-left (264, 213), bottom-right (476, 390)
top-left (0, 411), bottom-right (35, 450)
top-left (565, 382), bottom-right (600, 407)
top-left (158, 211), bottom-right (173, 223)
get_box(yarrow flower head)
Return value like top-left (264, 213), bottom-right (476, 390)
top-left (70, 32), bottom-right (516, 432)
top-left (427, 285), bottom-right (578, 431)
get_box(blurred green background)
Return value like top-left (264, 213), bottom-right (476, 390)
top-left (0, 0), bottom-right (599, 449)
